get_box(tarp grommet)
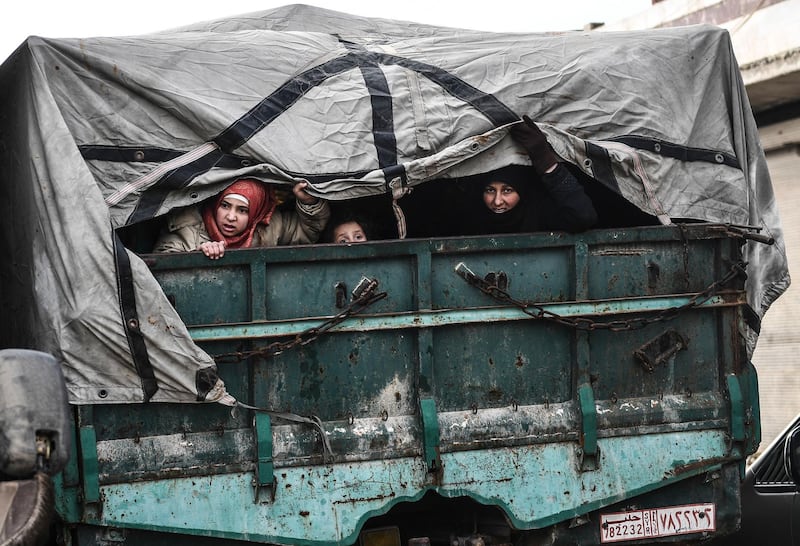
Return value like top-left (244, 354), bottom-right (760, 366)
top-left (190, 192), bottom-right (199, 199)
top-left (133, 150), bottom-right (145, 161)
top-left (715, 153), bottom-right (724, 163)
top-left (98, 389), bottom-right (108, 398)
top-left (582, 158), bottom-right (593, 168)
top-left (653, 143), bottom-right (662, 153)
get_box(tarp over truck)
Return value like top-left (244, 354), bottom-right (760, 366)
top-left (0, 4), bottom-right (788, 404)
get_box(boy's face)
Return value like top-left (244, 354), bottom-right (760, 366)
top-left (215, 197), bottom-right (250, 237)
top-left (483, 181), bottom-right (520, 214)
top-left (333, 221), bottom-right (367, 244)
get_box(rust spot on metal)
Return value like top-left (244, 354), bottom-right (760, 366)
top-left (333, 492), bottom-right (396, 505)
top-left (299, 511), bottom-right (310, 517)
top-left (515, 354), bottom-right (525, 368)
top-left (486, 388), bottom-right (503, 402)
top-left (669, 456), bottom-right (731, 477)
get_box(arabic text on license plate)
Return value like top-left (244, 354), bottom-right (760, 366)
top-left (599, 503), bottom-right (715, 543)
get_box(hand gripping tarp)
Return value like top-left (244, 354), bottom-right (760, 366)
top-left (0, 4), bottom-right (788, 403)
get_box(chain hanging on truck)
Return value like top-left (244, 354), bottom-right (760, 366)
top-left (213, 276), bottom-right (387, 362)
top-left (454, 260), bottom-right (748, 332)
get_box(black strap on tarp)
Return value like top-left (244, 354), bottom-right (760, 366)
top-left (113, 232), bottom-right (158, 401)
top-left (79, 144), bottom-right (257, 170)
top-left (610, 135), bottom-right (740, 169)
top-left (585, 141), bottom-right (621, 192)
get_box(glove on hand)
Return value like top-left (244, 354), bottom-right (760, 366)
top-left (509, 115), bottom-right (559, 176)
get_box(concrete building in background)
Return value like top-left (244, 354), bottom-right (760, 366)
top-left (599, 0), bottom-right (800, 450)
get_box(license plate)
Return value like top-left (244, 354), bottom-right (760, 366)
top-left (600, 503), bottom-right (715, 543)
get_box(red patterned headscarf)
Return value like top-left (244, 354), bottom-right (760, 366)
top-left (201, 179), bottom-right (277, 249)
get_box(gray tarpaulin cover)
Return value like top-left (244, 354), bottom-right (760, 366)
top-left (0, 4), bottom-right (788, 404)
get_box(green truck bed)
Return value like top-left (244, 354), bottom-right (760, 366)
top-left (55, 224), bottom-right (760, 546)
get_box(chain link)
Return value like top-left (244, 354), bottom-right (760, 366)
top-left (213, 278), bottom-right (387, 363)
top-left (457, 261), bottom-right (747, 332)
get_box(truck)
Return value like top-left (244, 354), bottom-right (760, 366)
top-left (0, 5), bottom-right (789, 546)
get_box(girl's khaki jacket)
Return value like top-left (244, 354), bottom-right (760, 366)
top-left (153, 198), bottom-right (330, 253)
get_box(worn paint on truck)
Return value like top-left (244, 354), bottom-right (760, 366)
top-left (54, 224), bottom-right (760, 545)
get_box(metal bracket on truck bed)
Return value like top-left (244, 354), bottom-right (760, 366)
top-left (634, 329), bottom-right (687, 372)
top-left (253, 413), bottom-right (276, 503)
top-left (725, 375), bottom-right (747, 458)
top-left (578, 384), bottom-right (600, 472)
top-left (420, 398), bottom-right (442, 478)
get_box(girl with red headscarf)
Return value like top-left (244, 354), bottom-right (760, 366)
top-left (153, 179), bottom-right (330, 259)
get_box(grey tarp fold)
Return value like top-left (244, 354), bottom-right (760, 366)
top-left (0, 4), bottom-right (788, 403)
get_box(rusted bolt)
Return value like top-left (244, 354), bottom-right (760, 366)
top-left (380, 409), bottom-right (388, 421)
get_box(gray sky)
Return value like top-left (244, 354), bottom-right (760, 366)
top-left (2, 1), bottom-right (651, 63)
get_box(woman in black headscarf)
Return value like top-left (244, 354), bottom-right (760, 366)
top-left (463, 115), bottom-right (598, 236)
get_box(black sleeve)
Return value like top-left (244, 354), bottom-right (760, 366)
top-left (537, 164), bottom-right (598, 232)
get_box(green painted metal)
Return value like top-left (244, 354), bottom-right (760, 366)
top-left (741, 360), bottom-right (762, 454)
top-left (726, 374), bottom-right (746, 444)
top-left (254, 412), bottom-right (275, 501)
top-left (83, 429), bottom-right (730, 546)
top-left (419, 398), bottom-right (441, 472)
top-left (78, 425), bottom-right (100, 504)
top-left (577, 384), bottom-right (599, 471)
top-left (185, 294), bottom-right (740, 342)
top-left (56, 225), bottom-right (758, 545)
